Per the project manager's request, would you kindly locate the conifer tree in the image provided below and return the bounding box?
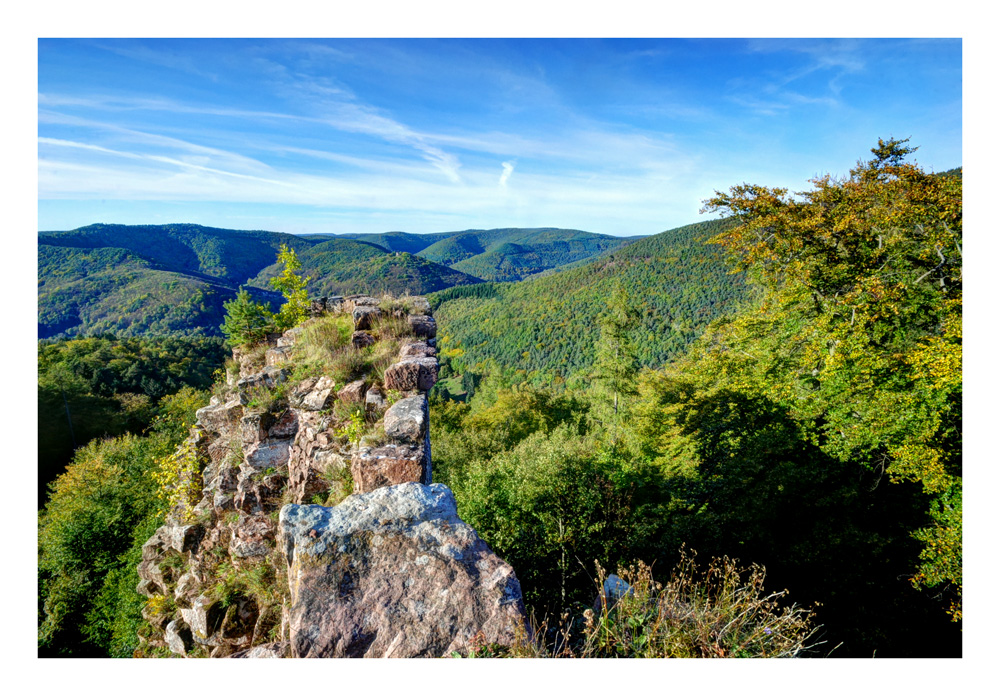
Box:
[593,285,639,434]
[220,288,273,347]
[270,244,311,331]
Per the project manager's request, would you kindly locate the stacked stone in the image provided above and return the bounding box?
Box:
[350,303,438,494]
[136,294,527,659]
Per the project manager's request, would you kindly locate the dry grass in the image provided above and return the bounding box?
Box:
[456,548,821,659]
[293,314,354,369]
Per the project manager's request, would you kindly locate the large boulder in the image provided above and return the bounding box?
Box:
[352,306,382,330]
[278,483,528,658]
[406,296,432,315]
[242,439,292,474]
[338,379,367,404]
[289,376,337,411]
[351,330,376,349]
[165,620,193,656]
[399,341,436,358]
[365,385,388,414]
[236,365,290,393]
[265,346,292,366]
[196,399,243,438]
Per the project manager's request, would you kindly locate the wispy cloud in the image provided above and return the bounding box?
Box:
[37,39,962,235]
[499,160,515,187]
[91,40,220,81]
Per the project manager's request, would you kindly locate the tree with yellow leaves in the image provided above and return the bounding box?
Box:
[700,138,962,619]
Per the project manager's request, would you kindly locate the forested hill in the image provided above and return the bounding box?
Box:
[429,217,746,383]
[248,237,483,297]
[332,231,452,254]
[37,224,481,339]
[324,227,642,282]
[416,228,641,282]
[40,223,311,287]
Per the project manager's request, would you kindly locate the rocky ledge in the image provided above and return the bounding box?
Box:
[135,294,527,658]
[280,483,527,657]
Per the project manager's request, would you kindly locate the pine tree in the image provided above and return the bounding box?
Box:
[270,244,311,332]
[220,288,273,347]
[592,285,639,434]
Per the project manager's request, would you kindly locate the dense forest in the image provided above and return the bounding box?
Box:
[36,140,961,658]
[38,224,632,339]
[248,237,483,297]
[428,140,962,656]
[37,335,228,505]
[428,217,747,391]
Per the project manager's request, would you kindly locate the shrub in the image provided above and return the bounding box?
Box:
[451,426,654,615]
[578,552,819,658]
[453,550,820,659]
[220,288,273,347]
[150,437,204,522]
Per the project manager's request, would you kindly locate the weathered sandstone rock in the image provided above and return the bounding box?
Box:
[383,395,428,444]
[181,595,225,645]
[165,620,193,655]
[227,642,289,658]
[407,314,437,338]
[351,443,429,493]
[277,325,306,348]
[399,341,436,358]
[278,483,528,658]
[265,346,292,366]
[352,305,382,330]
[229,514,277,558]
[338,379,367,404]
[196,399,243,438]
[407,296,432,315]
[383,357,438,392]
[237,365,290,396]
[365,385,388,413]
[242,439,291,473]
[351,330,376,349]
[291,376,336,411]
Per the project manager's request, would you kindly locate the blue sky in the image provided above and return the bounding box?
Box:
[38,38,962,236]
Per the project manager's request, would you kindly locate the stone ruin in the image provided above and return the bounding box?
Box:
[136,294,528,658]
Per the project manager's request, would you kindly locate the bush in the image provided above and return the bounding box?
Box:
[579,552,819,657]
[220,288,273,347]
[461,549,820,658]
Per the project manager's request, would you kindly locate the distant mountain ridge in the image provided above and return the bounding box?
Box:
[326,227,644,282]
[37,223,647,339]
[38,223,477,339]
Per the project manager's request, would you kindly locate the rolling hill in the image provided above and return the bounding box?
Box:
[40,223,311,286]
[248,237,483,297]
[37,223,485,339]
[37,223,652,340]
[415,228,641,282]
[428,218,748,381]
[38,244,282,339]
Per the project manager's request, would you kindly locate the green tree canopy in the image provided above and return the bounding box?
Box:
[700,138,962,619]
